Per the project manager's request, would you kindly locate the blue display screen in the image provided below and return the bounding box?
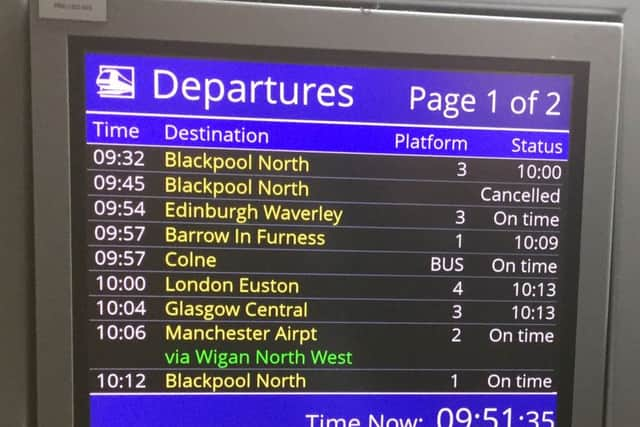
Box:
[70,38,588,427]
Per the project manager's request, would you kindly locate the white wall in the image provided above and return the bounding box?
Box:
[0,0,34,426]
[5,1,640,426]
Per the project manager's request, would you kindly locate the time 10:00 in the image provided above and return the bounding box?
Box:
[518,164,562,180]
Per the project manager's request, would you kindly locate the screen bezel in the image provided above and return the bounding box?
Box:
[31,1,622,426]
[68,37,589,427]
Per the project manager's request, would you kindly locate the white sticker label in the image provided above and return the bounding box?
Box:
[39,0,107,22]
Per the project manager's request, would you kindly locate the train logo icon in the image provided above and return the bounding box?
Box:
[96,65,136,99]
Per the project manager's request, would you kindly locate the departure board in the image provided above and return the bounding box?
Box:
[69,38,588,427]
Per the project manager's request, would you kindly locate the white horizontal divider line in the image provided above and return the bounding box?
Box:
[89,392,558,396]
[86,110,571,134]
[87,141,569,162]
[86,244,561,256]
[87,269,558,279]
[88,319,557,326]
[87,294,559,304]
[86,219,562,233]
[85,193,563,210]
[86,167,565,187]
[88,368,554,372]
